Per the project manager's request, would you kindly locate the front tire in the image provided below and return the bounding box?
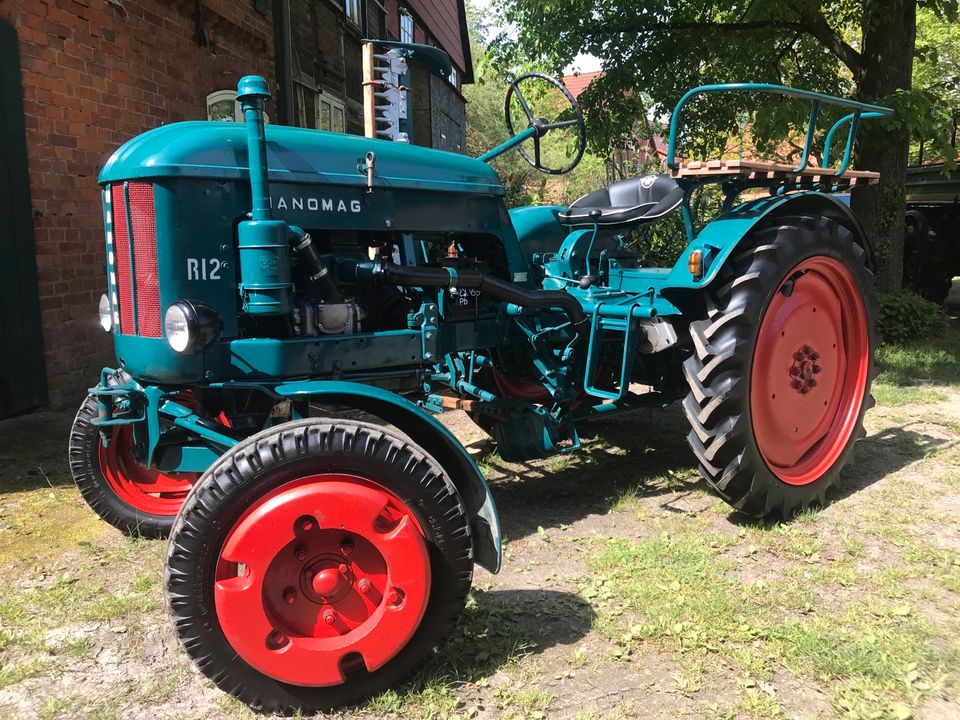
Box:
[682,216,877,517]
[68,394,197,538]
[165,418,474,713]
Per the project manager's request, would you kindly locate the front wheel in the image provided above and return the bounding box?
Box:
[69,394,197,538]
[682,216,877,517]
[165,418,474,713]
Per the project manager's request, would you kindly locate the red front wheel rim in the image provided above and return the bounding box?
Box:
[97,425,196,516]
[750,256,870,486]
[213,474,432,687]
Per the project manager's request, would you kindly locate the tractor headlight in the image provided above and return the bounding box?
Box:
[164,300,221,354]
[98,293,113,332]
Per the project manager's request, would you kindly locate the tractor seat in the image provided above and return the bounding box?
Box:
[558,174,683,228]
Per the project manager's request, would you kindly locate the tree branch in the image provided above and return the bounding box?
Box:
[787,4,863,77]
[580,19,805,34]
[579,11,862,78]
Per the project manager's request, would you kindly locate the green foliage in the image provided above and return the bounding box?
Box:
[463,3,607,207]
[909,7,960,165]
[876,290,950,345]
[490,0,959,165]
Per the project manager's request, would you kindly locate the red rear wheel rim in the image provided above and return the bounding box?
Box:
[213,474,431,687]
[97,425,196,516]
[750,256,870,486]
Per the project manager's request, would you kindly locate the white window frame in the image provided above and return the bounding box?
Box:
[449,66,458,87]
[207,89,270,124]
[206,90,241,122]
[399,8,413,43]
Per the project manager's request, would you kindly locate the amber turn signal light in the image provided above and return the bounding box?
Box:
[688,249,704,279]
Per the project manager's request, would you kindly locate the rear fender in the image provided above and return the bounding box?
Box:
[665,192,874,290]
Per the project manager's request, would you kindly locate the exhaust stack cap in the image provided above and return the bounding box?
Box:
[237,75,271,102]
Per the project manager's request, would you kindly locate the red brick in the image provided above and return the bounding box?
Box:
[10,0,278,407]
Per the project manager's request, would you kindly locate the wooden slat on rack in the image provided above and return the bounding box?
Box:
[670,159,879,186]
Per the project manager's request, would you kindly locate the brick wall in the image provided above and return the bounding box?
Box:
[0,0,276,408]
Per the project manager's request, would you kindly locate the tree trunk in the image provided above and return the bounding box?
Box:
[850,0,916,291]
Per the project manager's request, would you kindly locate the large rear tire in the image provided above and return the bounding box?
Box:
[165,418,474,713]
[682,216,877,517]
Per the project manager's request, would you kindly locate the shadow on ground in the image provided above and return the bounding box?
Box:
[0,409,76,494]
[402,588,595,694]
[480,405,955,539]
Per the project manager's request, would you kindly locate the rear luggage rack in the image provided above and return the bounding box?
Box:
[663,83,893,242]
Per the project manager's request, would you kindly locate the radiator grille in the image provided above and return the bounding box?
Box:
[109,182,160,337]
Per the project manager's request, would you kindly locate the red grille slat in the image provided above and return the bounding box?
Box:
[111,185,134,335]
[127,182,161,337]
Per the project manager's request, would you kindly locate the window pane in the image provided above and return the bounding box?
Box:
[209,100,236,122]
[400,12,413,43]
[320,100,331,131]
[347,0,360,23]
[333,107,345,133]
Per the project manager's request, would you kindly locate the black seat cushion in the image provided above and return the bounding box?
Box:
[558,174,684,228]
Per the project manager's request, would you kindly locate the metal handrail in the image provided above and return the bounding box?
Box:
[822,111,887,171]
[666,83,893,175]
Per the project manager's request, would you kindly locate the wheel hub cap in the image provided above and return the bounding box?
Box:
[750,256,870,485]
[789,345,822,394]
[213,475,431,687]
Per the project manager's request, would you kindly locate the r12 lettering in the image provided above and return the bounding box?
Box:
[187,258,222,281]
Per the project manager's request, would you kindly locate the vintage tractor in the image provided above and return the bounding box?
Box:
[69,46,891,711]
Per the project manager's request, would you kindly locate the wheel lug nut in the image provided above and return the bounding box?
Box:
[793,352,804,361]
[811,352,820,361]
[338,563,349,575]
[340,540,354,555]
[323,610,336,625]
[267,630,288,648]
[791,380,803,390]
[808,379,817,388]
[295,545,307,561]
[358,578,372,594]
[283,587,297,605]
[812,365,821,374]
[790,367,802,376]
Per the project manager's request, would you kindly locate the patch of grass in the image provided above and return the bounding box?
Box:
[734,687,784,718]
[493,679,552,719]
[0,487,105,566]
[0,552,163,663]
[38,693,78,720]
[876,331,960,387]
[871,381,945,407]
[0,659,50,689]
[840,532,866,558]
[583,530,957,718]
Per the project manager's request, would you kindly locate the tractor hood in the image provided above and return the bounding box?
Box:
[99,121,504,196]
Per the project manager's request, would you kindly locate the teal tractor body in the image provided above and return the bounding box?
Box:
[69,66,891,712]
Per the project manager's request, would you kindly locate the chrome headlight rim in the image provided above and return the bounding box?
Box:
[164,300,221,354]
[98,293,113,332]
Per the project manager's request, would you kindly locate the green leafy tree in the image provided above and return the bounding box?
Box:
[491,0,959,290]
[463,4,607,207]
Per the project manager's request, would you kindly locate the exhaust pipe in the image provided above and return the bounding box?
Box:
[341,259,588,337]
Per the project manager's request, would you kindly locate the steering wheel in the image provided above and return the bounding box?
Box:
[504,72,587,175]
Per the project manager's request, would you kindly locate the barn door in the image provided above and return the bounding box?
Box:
[0,19,47,417]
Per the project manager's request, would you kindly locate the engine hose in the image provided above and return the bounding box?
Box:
[342,259,588,338]
[290,231,344,304]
